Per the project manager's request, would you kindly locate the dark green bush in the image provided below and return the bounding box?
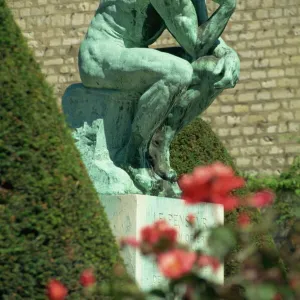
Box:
[170,118,236,175]
[0,1,123,298]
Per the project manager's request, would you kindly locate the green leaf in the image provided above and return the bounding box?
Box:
[208,226,236,258]
[245,284,277,300]
[292,207,300,218]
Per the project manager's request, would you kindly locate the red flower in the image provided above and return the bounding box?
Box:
[179,162,244,210]
[212,195,239,211]
[120,220,177,254]
[80,269,96,287]
[197,255,220,272]
[157,249,196,279]
[290,275,300,290]
[46,280,67,300]
[273,293,283,300]
[120,237,140,248]
[249,190,274,208]
[187,213,196,225]
[141,220,177,249]
[238,213,251,228]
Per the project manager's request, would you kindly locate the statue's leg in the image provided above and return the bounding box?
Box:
[79,40,193,192]
[118,78,190,193]
[149,56,225,181]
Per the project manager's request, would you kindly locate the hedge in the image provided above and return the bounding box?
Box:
[247,156,300,255]
[0,1,124,298]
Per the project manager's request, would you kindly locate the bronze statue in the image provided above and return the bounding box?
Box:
[76,0,240,195]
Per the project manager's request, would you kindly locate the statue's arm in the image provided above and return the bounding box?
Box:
[150,0,236,59]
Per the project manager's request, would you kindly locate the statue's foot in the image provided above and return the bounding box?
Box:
[149,143,178,182]
[114,143,165,194]
[160,181,182,198]
[156,165,177,182]
[123,165,163,195]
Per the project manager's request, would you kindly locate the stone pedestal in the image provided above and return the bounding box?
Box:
[101,194,224,291]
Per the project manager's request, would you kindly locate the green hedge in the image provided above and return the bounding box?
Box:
[170,118,284,278]
[170,118,236,175]
[247,156,300,224]
[0,1,123,298]
[247,156,300,252]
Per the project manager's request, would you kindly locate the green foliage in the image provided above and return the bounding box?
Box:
[247,156,300,226]
[170,118,283,278]
[247,156,300,194]
[246,156,300,259]
[0,1,123,298]
[244,284,277,300]
[208,227,237,259]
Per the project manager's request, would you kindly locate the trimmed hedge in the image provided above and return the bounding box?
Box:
[0,1,123,298]
[170,118,284,278]
[170,118,236,175]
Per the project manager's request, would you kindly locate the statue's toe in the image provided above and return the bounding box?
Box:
[126,166,163,195]
[166,169,178,182]
[156,167,178,183]
[160,181,182,198]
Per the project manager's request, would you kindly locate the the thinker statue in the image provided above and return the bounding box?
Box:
[77,0,240,194]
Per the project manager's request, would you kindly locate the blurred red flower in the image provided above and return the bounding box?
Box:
[290,274,300,290]
[273,293,283,300]
[178,162,244,210]
[141,219,177,249]
[249,190,274,208]
[120,237,140,248]
[187,213,196,225]
[197,255,220,272]
[238,213,251,228]
[80,269,96,287]
[157,249,196,279]
[46,280,67,300]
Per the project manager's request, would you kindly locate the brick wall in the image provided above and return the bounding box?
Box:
[7,0,300,175]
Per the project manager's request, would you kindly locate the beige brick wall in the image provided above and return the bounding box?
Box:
[7,0,300,175]
[7,0,99,95]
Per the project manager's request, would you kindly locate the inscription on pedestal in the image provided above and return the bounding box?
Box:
[154,212,207,245]
[100,194,224,290]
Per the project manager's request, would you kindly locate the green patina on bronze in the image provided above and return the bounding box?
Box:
[74,0,240,196]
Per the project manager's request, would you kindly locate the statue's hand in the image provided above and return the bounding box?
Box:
[213,50,240,89]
